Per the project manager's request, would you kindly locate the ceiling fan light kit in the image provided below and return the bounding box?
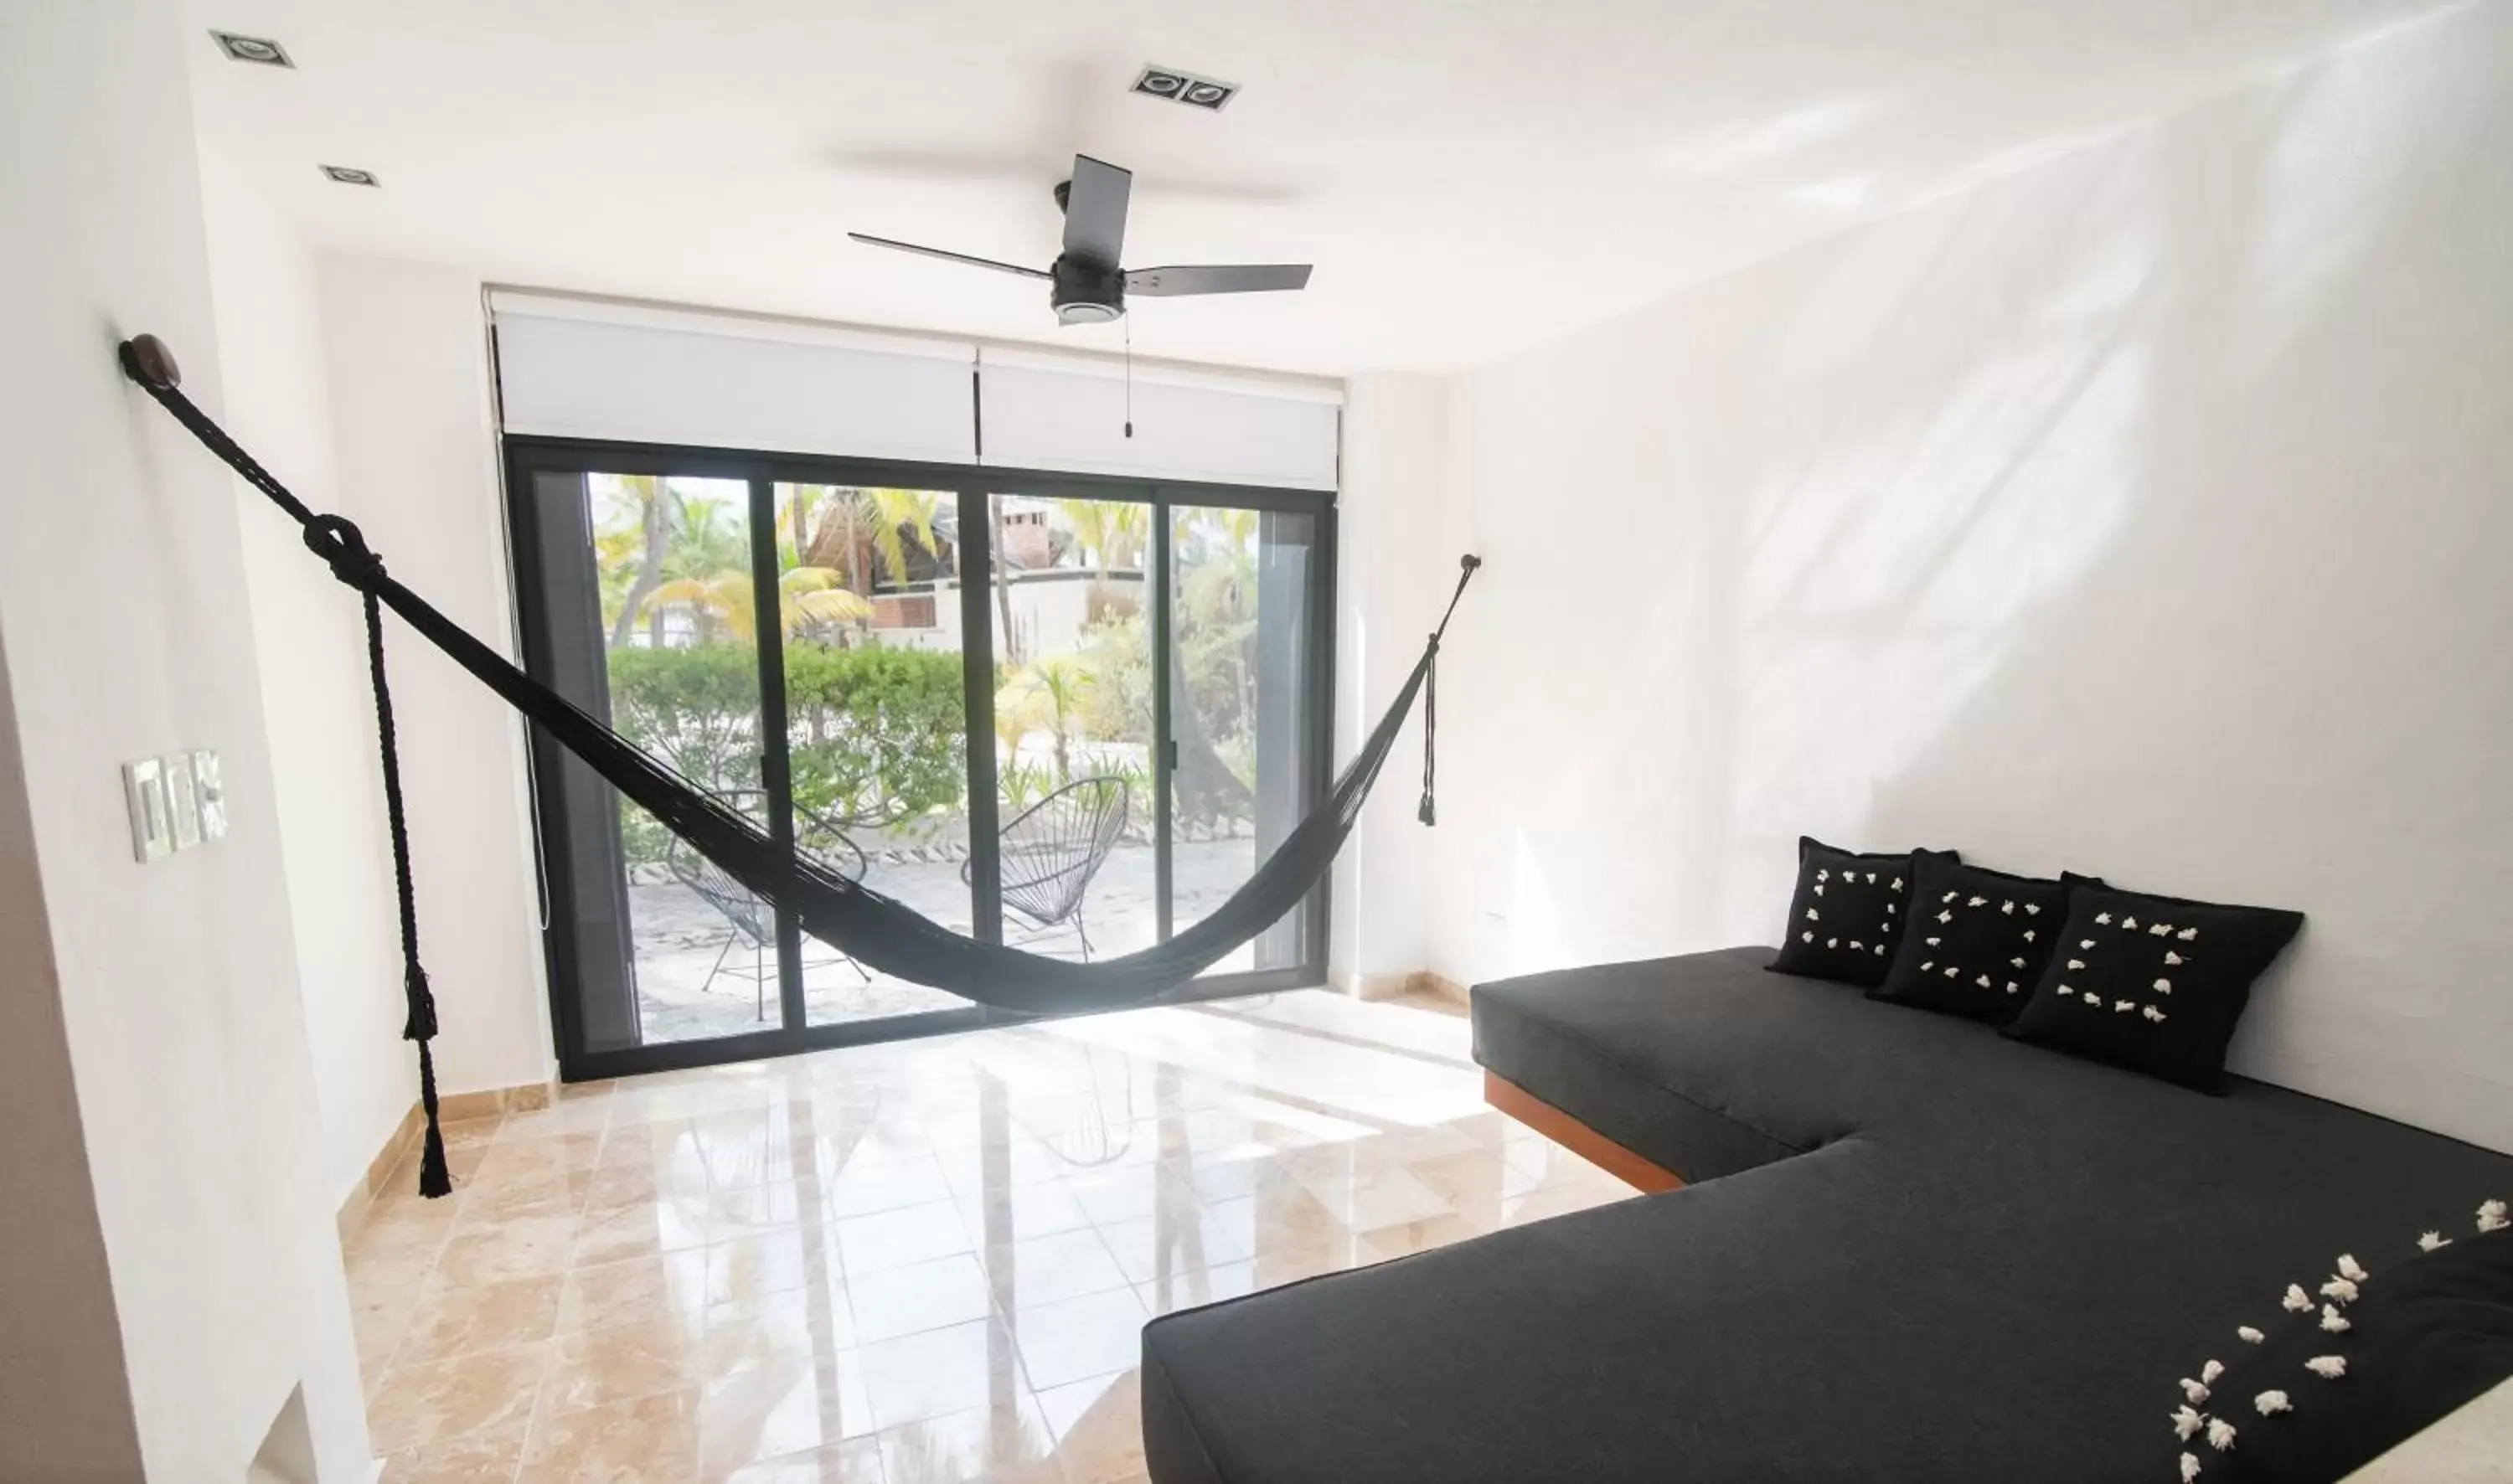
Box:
[1132,64,1238,111]
[849,152,1311,327]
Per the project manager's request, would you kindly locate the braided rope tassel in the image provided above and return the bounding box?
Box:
[360,581,451,1199]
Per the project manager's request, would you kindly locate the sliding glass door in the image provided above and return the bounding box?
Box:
[507,441,1334,1079]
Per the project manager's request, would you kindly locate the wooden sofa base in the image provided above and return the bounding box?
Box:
[1484,1069,1685,1193]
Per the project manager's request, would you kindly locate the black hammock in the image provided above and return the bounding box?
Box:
[117,334,1478,1197]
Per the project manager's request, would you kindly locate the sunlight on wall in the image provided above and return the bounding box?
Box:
[1786,175,1876,211]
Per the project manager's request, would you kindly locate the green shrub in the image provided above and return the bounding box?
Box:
[604,642,967,863]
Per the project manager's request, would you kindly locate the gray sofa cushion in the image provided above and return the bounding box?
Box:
[1140,948,2513,1484]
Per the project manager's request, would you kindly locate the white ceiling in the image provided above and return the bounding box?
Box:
[184,0,2453,376]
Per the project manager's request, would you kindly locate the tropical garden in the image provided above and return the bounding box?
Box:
[590,477,1271,868]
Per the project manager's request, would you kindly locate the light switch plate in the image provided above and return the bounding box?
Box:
[164,753,202,849]
[191,750,227,840]
[123,759,172,861]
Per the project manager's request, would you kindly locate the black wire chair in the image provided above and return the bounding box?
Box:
[963,775,1131,960]
[665,787,871,1019]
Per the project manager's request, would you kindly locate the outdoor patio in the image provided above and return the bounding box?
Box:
[628,838,1279,1043]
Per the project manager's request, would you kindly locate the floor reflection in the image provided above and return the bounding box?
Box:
[348,987,1634,1482]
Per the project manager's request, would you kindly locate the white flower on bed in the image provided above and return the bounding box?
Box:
[1865,872,1877,884]
[1945,966,1960,979]
[2178,927,2200,941]
[2172,1405,2203,1440]
[2254,1390,2290,1416]
[2201,1359,2224,1384]
[2207,1417,2237,1451]
[1926,936,1941,947]
[2067,959,2086,971]
[2320,1278,2358,1305]
[2336,1255,2366,1282]
[2116,999,2137,1013]
[1802,931,1814,943]
[1807,908,1820,921]
[1938,910,1953,925]
[1977,974,1993,989]
[2022,930,2036,942]
[2180,1378,2211,1404]
[2153,979,2174,994]
[1813,883,1825,897]
[2237,1326,2265,1345]
[2025,903,2041,915]
[2165,951,2185,966]
[2056,986,2072,997]
[1850,940,1864,952]
[2306,1356,2347,1380]
[2007,982,2020,995]
[1826,938,1839,949]
[1890,877,1902,891]
[2180,1452,2201,1482]
[2000,899,2015,914]
[2151,923,2175,937]
[2420,1231,2449,1253]
[2320,1306,2350,1333]
[2481,1199,2509,1234]
[1816,868,1829,882]
[2097,912,2113,925]
[2283,1285,2313,1313]
[2082,938,2098,950]
[1968,895,1987,907]
[2123,916,2140,931]
[2144,1007,2168,1023]
[2011,956,2028,969]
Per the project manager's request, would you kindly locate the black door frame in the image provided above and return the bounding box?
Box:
[503,435,1339,1081]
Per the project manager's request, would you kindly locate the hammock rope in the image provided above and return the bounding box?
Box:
[119,334,1477,1197]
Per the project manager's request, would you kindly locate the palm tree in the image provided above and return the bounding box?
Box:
[644,565,872,642]
[1056,498,1148,618]
[597,475,673,648]
[1006,654,1095,784]
[990,493,1022,667]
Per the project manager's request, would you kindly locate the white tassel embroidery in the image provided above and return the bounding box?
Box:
[2056,986,2072,998]
[1826,938,1839,949]
[2082,938,2098,950]
[1850,941,1864,952]
[1816,868,1829,882]
[2336,1255,2366,1282]
[2480,1199,2509,1234]
[1813,883,1825,897]
[2007,982,2020,995]
[2025,904,2041,915]
[1968,895,1988,907]
[2154,978,2174,994]
[2320,1279,2358,1305]
[2237,1326,2265,1345]
[2283,1285,2312,1313]
[2096,912,2113,925]
[1802,931,1814,943]
[1806,909,1820,921]
[2165,951,2185,966]
[1943,890,1958,904]
[2305,1356,2347,1380]
[2144,1006,2168,1023]
[2123,916,2140,931]
[1921,961,1933,972]
[2022,930,2036,942]
[1875,944,1886,955]
[2010,956,2027,968]
[2320,1306,2350,1334]
[2000,900,2015,915]
[2201,1359,2224,1384]
[1977,974,1994,989]
[2420,1231,2449,1253]
[2115,999,2137,1013]
[1938,910,1953,925]
[1890,877,1902,891]
[2180,1452,2201,1482]
[2172,1405,2203,1440]
[1864,872,1876,884]
[2180,1378,2211,1404]
[2178,927,2200,941]
[2206,1418,2237,1451]
[1944,966,1959,979]
[1886,902,1896,915]
[2151,923,2174,937]
[2254,1391,2290,1416]
[2067,959,2086,971]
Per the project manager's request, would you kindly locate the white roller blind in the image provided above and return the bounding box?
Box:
[489,293,1340,489]
[491,295,977,463]
[975,348,1340,490]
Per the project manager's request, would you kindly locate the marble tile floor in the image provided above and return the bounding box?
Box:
[348,987,1634,1482]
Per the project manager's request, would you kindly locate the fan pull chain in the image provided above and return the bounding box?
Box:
[1123,316,1134,440]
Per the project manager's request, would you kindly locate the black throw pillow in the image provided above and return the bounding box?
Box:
[1766,837,1958,987]
[2005,883,2302,1090]
[2165,1208,2513,1484]
[1869,859,2085,1021]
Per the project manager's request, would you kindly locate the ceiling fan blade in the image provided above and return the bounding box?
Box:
[847,233,1050,280]
[1124,264,1313,296]
[1060,155,1132,266]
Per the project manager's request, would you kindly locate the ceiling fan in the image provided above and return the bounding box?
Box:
[849,154,1312,327]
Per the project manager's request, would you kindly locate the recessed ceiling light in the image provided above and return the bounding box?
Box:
[1132,64,1236,111]
[319,165,380,188]
[210,30,293,67]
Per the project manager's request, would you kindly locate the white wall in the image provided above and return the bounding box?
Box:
[1422,1,2513,1151]
[0,0,371,1475]
[1331,376,1447,992]
[317,255,554,1098]
[197,149,414,1209]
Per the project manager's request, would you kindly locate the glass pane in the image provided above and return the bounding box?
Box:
[987,493,1156,961]
[1170,504,1319,974]
[590,473,785,1044]
[775,485,982,1025]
